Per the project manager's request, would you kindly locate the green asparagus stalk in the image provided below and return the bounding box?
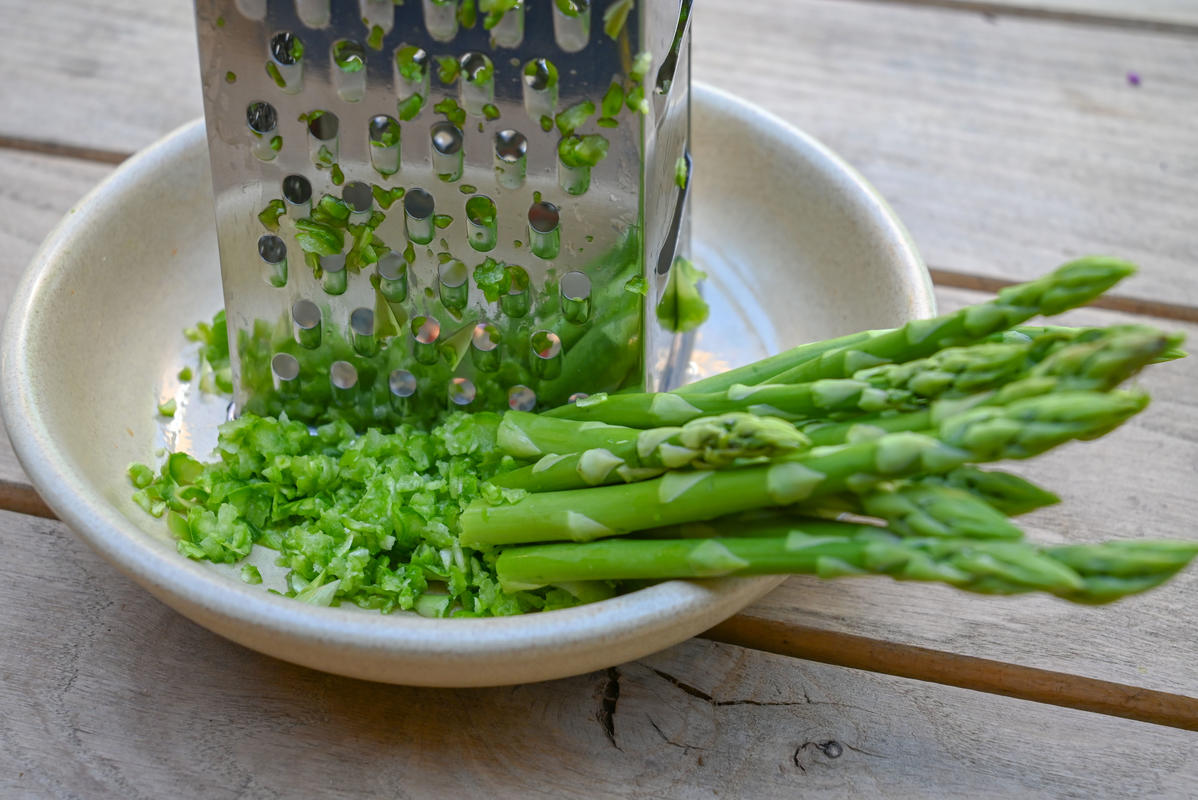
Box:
[460,390,1146,547]
[544,338,1055,427]
[673,330,878,396]
[671,259,1127,398]
[494,520,1198,604]
[994,325,1187,363]
[800,464,1063,522]
[912,467,1060,516]
[804,324,1174,446]
[492,412,809,492]
[804,482,1027,540]
[764,257,1136,386]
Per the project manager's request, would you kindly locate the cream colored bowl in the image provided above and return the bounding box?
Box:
[2,84,932,686]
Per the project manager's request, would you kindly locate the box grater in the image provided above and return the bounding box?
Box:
[194,0,693,427]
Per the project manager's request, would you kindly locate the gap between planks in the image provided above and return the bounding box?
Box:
[0,135,130,166]
[835,0,1198,35]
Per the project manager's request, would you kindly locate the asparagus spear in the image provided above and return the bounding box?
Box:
[493,412,809,492]
[804,324,1174,446]
[995,325,1187,363]
[494,520,1198,604]
[671,258,1136,399]
[912,467,1060,516]
[812,482,1027,540]
[765,257,1135,385]
[544,338,1052,427]
[460,390,1146,547]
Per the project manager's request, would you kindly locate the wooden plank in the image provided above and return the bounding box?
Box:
[0,0,200,156]
[725,287,1198,700]
[877,0,1198,31]
[695,0,1198,309]
[0,151,113,495]
[1,508,1196,799]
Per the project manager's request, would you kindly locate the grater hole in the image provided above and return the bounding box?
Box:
[369,114,401,146]
[308,111,339,141]
[422,0,459,42]
[438,259,468,288]
[507,385,537,412]
[295,0,331,27]
[459,52,495,116]
[495,129,527,162]
[332,39,367,73]
[522,58,559,120]
[522,58,557,93]
[431,122,463,155]
[449,377,476,406]
[552,0,591,53]
[560,271,592,324]
[396,45,429,77]
[246,101,278,134]
[500,264,532,318]
[430,122,464,182]
[293,298,322,349]
[350,307,375,336]
[236,0,267,21]
[330,361,358,390]
[282,174,312,205]
[342,181,373,213]
[271,353,300,382]
[439,259,469,313]
[412,315,440,345]
[460,52,493,83]
[471,323,500,352]
[293,299,321,329]
[404,187,435,220]
[471,323,501,372]
[377,251,408,301]
[258,234,286,264]
[270,31,304,65]
[528,201,560,233]
[494,130,528,189]
[350,307,377,355]
[389,369,417,398]
[560,270,590,301]
[465,195,498,252]
[531,330,562,360]
[531,330,563,379]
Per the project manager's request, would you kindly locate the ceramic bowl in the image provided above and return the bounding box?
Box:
[2,83,932,686]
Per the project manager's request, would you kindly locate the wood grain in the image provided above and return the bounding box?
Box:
[696,0,1198,308]
[870,0,1198,31]
[0,0,199,156]
[2,508,1197,799]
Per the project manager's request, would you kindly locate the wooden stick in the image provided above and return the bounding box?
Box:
[703,616,1198,731]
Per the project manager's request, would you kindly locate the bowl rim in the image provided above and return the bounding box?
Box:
[0,82,932,682]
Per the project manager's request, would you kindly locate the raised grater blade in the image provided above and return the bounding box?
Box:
[194,0,693,426]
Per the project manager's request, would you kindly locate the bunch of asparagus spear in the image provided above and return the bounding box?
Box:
[459,257,1197,603]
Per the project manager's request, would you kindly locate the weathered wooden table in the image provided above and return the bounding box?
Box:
[2,1,1195,796]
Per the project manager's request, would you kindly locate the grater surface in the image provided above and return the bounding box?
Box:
[194,0,692,426]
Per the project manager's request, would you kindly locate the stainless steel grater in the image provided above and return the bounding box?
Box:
[194,0,693,427]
